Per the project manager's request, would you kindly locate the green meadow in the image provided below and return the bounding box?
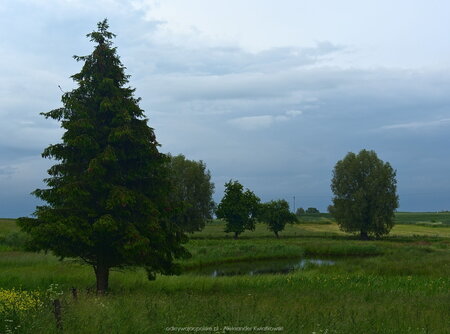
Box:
[0,215,449,333]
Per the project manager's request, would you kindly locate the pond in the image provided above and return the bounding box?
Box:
[185,257,335,277]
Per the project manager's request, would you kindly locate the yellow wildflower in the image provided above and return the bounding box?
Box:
[0,288,43,314]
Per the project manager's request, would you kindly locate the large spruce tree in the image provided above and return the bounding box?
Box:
[18,20,188,293]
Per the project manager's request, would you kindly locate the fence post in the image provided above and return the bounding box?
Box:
[53,298,63,330]
[71,287,78,300]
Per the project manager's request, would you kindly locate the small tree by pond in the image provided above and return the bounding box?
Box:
[260,200,297,238]
[216,180,260,239]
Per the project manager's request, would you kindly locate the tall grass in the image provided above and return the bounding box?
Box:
[7,273,450,333]
[0,218,449,333]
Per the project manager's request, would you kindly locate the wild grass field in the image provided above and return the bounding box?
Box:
[0,215,449,333]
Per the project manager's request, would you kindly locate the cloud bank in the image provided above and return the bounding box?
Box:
[1,1,450,217]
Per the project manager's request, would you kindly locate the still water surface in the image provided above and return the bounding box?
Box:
[186,257,335,277]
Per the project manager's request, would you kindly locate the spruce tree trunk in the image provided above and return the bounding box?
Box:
[274,231,279,238]
[234,232,239,239]
[95,263,110,294]
[360,231,369,240]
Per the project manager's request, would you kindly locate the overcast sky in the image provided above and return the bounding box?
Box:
[2,0,450,217]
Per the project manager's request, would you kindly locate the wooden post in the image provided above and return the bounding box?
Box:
[71,287,78,300]
[53,299,63,330]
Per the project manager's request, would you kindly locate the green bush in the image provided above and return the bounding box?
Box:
[0,232,28,250]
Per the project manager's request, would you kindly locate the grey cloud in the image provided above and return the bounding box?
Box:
[228,115,274,130]
[0,121,62,153]
[139,68,350,105]
[380,118,450,130]
[128,40,345,76]
[0,166,16,178]
[228,110,303,130]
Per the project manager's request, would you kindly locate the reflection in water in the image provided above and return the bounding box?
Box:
[187,258,335,277]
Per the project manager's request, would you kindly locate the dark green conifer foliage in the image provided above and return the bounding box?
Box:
[18,20,188,293]
[216,180,260,239]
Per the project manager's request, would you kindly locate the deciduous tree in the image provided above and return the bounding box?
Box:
[260,200,297,238]
[167,154,215,233]
[306,207,320,214]
[295,207,305,216]
[216,180,260,239]
[330,149,398,239]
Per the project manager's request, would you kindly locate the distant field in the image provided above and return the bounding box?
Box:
[296,213,334,223]
[297,211,450,227]
[0,218,18,233]
[298,222,450,238]
[394,211,450,226]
